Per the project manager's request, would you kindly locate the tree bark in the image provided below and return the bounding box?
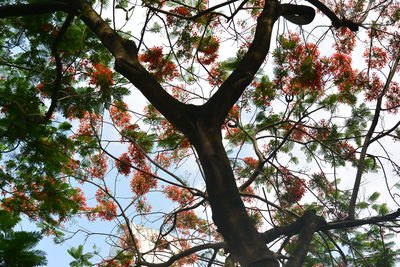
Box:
[72,1,281,265]
[186,118,279,267]
[285,211,325,267]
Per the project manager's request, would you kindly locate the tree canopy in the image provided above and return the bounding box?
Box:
[1,0,400,266]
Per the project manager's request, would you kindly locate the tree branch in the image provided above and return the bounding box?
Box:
[285,211,325,267]
[0,1,75,18]
[322,208,400,231]
[137,242,225,267]
[348,55,400,219]
[41,13,76,122]
[305,0,359,31]
[261,209,400,245]
[203,0,280,125]
[76,0,193,132]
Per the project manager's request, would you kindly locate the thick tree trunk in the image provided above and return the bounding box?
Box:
[186,119,279,267]
[75,2,279,264]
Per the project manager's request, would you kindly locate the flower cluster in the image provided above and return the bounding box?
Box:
[328,53,358,92]
[76,112,103,136]
[175,210,207,232]
[138,47,179,82]
[334,27,356,54]
[273,33,325,95]
[88,63,114,89]
[385,81,400,113]
[196,36,219,65]
[251,77,276,107]
[364,73,384,101]
[207,64,227,86]
[130,167,157,196]
[243,157,258,168]
[109,101,131,129]
[88,153,108,179]
[280,168,306,206]
[115,153,132,176]
[309,120,331,141]
[163,185,194,205]
[309,173,334,196]
[135,197,152,213]
[93,189,117,221]
[283,122,307,141]
[334,140,356,161]
[363,46,388,69]
[166,6,191,26]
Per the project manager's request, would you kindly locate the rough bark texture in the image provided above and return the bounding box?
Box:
[75,1,285,263]
[285,211,325,267]
[76,0,282,263]
[186,119,280,267]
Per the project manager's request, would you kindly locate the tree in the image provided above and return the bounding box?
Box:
[0,210,47,267]
[0,0,400,266]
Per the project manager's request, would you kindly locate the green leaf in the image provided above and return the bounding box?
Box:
[368,192,380,202]
[68,244,93,266]
[378,203,389,215]
[357,201,369,209]
[149,22,161,33]
[290,155,299,164]
[58,121,73,131]
[0,212,47,267]
[0,210,20,232]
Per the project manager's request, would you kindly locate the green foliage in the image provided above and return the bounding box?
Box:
[321,94,339,110]
[0,211,47,267]
[251,75,276,107]
[225,124,253,146]
[345,103,372,145]
[255,113,281,131]
[220,50,244,71]
[368,191,380,202]
[68,245,94,267]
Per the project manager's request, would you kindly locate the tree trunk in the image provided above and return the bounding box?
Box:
[186,118,279,267]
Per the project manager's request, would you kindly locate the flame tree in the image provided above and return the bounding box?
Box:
[1,0,400,266]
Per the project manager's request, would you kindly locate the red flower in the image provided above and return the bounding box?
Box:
[280,168,306,206]
[138,47,179,81]
[283,123,307,141]
[130,166,157,196]
[243,157,258,168]
[334,27,356,54]
[207,64,227,86]
[196,36,220,65]
[88,63,114,89]
[115,153,132,176]
[167,6,191,26]
[76,112,103,136]
[94,189,117,221]
[109,101,131,129]
[363,47,388,69]
[88,153,108,179]
[164,185,194,205]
